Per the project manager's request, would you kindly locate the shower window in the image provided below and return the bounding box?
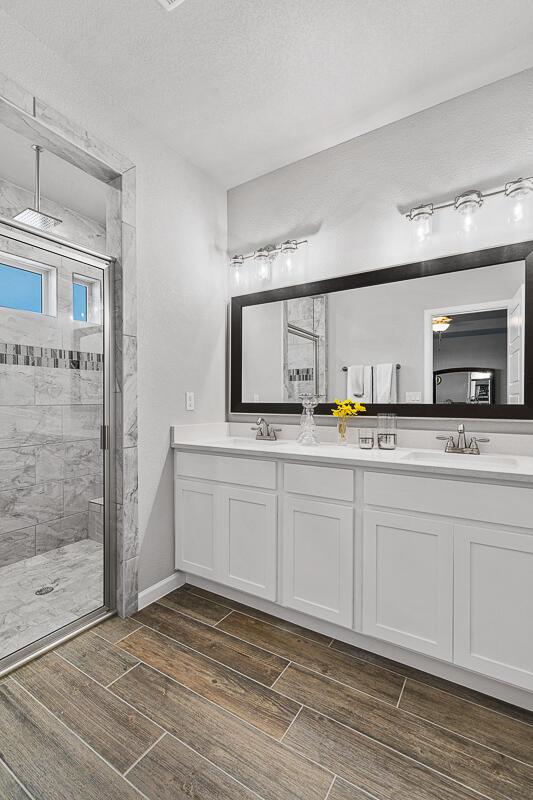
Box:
[73,281,88,321]
[0,253,56,316]
[73,273,102,324]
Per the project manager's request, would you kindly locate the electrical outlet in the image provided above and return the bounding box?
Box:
[185,391,195,411]
[253,393,260,402]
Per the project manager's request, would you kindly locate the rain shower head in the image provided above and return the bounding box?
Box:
[13,145,62,232]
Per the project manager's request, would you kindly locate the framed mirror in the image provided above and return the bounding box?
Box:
[230,241,533,418]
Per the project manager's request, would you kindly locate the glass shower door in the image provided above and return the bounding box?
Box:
[0,230,111,670]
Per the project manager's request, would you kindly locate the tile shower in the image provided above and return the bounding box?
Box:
[0,233,105,658]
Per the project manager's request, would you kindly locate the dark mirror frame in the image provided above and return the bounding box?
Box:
[230,241,533,419]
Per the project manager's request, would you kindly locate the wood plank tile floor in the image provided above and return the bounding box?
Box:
[1,584,532,799]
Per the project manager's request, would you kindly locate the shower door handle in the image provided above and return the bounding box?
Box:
[100,424,110,451]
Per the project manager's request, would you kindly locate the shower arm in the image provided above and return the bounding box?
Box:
[33,145,42,212]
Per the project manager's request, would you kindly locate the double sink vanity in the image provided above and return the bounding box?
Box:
[172,422,533,705]
[173,239,533,709]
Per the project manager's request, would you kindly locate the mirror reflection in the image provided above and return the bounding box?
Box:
[241,260,525,405]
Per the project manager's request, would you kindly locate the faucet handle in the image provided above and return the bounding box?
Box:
[436,434,453,441]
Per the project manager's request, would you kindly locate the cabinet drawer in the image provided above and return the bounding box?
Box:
[364,472,533,529]
[176,451,276,490]
[284,462,354,501]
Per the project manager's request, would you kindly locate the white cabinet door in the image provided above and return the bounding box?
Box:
[219,486,277,601]
[175,479,219,579]
[363,510,453,659]
[282,497,353,627]
[454,524,533,690]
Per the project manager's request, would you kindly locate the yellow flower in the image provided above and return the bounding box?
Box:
[330,399,367,418]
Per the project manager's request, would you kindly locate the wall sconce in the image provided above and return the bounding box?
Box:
[229,238,308,290]
[406,175,533,241]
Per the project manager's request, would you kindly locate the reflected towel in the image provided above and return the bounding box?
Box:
[347,365,373,403]
[375,363,397,403]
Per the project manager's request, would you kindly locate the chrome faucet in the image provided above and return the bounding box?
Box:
[436,423,490,455]
[251,417,281,441]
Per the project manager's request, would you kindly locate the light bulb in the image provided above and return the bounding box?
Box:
[408,204,433,243]
[455,190,482,235]
[505,178,533,226]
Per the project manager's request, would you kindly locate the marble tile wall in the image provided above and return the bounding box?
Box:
[0,234,103,568]
[283,295,328,401]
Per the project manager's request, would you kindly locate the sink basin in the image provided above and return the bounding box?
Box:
[400,450,519,468]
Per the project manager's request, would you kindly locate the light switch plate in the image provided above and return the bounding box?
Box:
[185,391,195,410]
[405,391,422,403]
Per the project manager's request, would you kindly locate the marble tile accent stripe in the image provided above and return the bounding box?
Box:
[0,343,103,371]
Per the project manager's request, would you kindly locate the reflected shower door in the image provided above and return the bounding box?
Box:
[0,230,112,670]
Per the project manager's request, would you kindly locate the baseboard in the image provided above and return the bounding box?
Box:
[138,571,185,610]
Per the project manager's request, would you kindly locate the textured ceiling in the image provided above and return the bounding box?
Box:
[2,0,533,188]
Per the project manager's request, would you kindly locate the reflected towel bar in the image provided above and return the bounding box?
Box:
[342,364,401,371]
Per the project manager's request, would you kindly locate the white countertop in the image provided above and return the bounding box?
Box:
[171,424,533,484]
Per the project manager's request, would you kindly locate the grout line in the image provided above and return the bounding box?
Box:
[396,677,407,708]
[213,609,235,626]
[0,754,37,800]
[279,704,304,743]
[323,775,336,800]
[333,777,381,800]
[106,662,138,689]
[123,731,166,777]
[269,660,293,689]
[10,677,151,800]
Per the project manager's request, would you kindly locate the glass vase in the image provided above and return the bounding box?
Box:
[337,416,348,445]
[297,394,320,446]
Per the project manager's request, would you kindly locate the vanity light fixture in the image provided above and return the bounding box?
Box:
[228,238,308,287]
[406,174,533,240]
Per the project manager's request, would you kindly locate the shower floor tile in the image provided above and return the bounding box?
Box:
[0,539,103,660]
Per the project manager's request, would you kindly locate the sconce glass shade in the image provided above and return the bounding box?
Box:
[230,254,248,293]
[254,246,276,284]
[432,315,452,333]
[408,204,433,242]
[505,178,533,224]
[455,190,483,233]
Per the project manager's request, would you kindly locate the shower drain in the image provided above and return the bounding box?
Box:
[35,586,54,596]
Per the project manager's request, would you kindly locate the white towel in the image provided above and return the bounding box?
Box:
[375,363,397,403]
[347,365,373,403]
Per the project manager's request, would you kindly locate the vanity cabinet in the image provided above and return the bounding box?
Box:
[219,486,277,600]
[175,479,219,580]
[454,524,533,691]
[362,510,453,660]
[174,442,533,698]
[282,497,354,626]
